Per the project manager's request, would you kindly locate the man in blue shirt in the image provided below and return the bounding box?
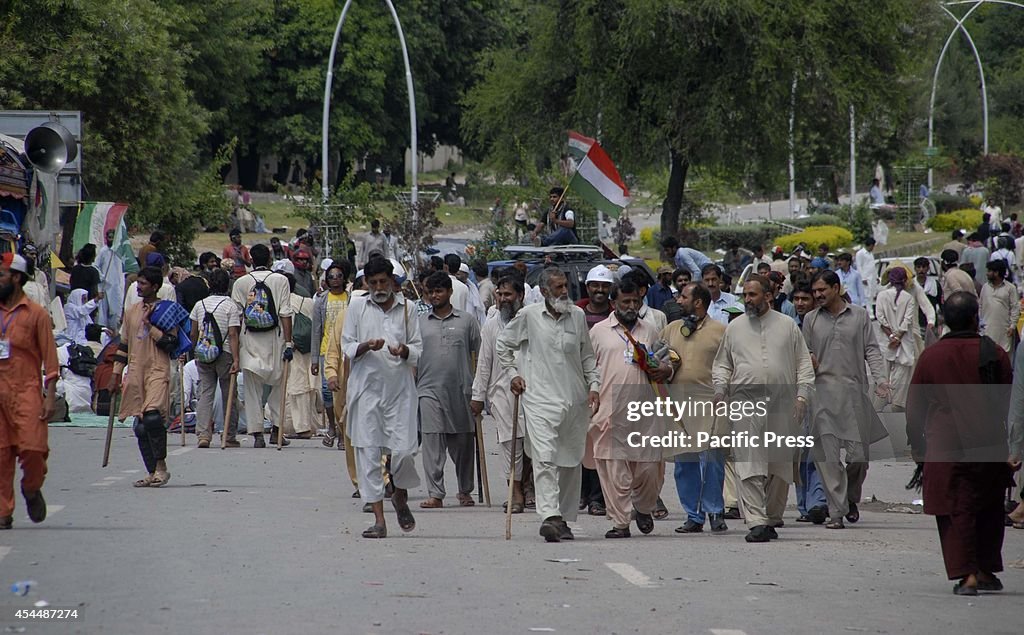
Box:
[660,236,712,280]
[835,253,864,307]
[646,265,675,311]
[701,264,737,325]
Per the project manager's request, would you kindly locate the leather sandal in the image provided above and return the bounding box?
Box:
[457,494,475,507]
[392,489,416,532]
[362,524,387,539]
[133,475,157,488]
[150,471,171,488]
[605,526,631,539]
[652,497,669,520]
[419,497,443,509]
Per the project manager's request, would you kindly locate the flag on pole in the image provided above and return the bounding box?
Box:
[566,131,630,217]
[72,202,129,253]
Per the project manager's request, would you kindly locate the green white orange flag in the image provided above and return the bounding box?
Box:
[566,131,630,217]
[72,202,129,253]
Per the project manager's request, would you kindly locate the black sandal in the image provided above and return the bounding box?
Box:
[362,524,387,539]
[392,490,416,532]
[634,510,655,534]
[652,497,669,520]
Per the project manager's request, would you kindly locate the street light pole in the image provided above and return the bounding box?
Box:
[321,0,419,222]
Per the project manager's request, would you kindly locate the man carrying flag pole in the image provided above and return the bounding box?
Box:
[532,132,631,246]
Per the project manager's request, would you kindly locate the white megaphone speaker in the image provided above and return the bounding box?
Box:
[24,122,77,174]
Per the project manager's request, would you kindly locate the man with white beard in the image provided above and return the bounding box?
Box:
[472,276,527,513]
[343,258,423,538]
[497,267,601,542]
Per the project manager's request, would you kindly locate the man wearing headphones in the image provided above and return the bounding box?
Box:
[661,282,728,533]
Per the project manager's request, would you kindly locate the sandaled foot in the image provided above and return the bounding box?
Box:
[605,526,631,539]
[845,502,860,523]
[826,520,845,529]
[0,515,12,530]
[634,510,655,535]
[392,490,416,532]
[652,497,669,520]
[23,490,45,524]
[150,471,170,488]
[977,574,1003,592]
[361,524,387,539]
[539,519,561,543]
[457,494,475,507]
[588,502,606,516]
[133,475,157,488]
[352,490,361,499]
[322,434,336,448]
[419,497,443,509]
[197,438,211,448]
[953,580,978,596]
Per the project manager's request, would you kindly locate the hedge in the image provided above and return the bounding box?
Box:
[929,193,973,214]
[774,226,854,253]
[789,214,844,228]
[927,209,983,233]
[701,224,786,250]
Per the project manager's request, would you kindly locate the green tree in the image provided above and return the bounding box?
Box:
[464,0,937,235]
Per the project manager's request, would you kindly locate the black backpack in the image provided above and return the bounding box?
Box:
[243,273,279,332]
[292,297,313,355]
[66,343,98,377]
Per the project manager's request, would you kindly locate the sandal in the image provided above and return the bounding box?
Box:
[1014,521,1024,530]
[133,475,156,488]
[826,520,845,529]
[361,524,387,539]
[392,490,416,532]
[419,497,443,509]
[457,494,475,507]
[501,501,525,514]
[652,497,669,520]
[150,472,171,488]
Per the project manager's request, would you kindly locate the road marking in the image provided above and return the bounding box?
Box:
[47,505,65,516]
[103,476,123,481]
[0,546,10,563]
[90,481,114,487]
[169,447,194,456]
[605,562,661,588]
[121,469,140,474]
[710,630,748,635]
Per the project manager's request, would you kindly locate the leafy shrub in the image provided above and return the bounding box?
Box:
[702,224,786,250]
[969,194,983,209]
[930,193,973,214]
[639,226,656,247]
[963,153,1024,205]
[775,226,854,253]
[927,209,983,233]
[789,214,843,228]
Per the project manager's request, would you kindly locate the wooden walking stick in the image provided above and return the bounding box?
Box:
[221,372,237,450]
[277,359,290,451]
[102,392,121,468]
[475,412,492,507]
[179,359,187,446]
[505,394,520,540]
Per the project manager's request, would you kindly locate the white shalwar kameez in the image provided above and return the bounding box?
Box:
[343,294,423,502]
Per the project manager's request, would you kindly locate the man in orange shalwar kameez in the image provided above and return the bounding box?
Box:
[0,253,58,529]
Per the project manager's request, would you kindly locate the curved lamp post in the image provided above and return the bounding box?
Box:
[321,0,419,217]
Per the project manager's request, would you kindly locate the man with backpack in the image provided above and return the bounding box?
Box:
[280,272,319,439]
[189,268,241,448]
[230,244,294,448]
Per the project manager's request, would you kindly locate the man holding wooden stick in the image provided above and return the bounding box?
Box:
[497,267,601,543]
[472,275,526,513]
[109,267,182,488]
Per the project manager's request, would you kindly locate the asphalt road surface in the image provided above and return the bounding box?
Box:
[1,423,1020,635]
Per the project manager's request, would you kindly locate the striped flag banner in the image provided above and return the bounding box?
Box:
[72,202,129,253]
[566,131,630,218]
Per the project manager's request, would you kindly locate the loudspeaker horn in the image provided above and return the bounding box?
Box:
[24,122,77,174]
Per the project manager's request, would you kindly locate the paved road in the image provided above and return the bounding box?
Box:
[1,425,1020,635]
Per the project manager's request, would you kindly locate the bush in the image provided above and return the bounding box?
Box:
[930,193,973,214]
[963,153,1024,205]
[789,214,844,228]
[701,224,786,250]
[927,209,983,233]
[639,226,656,247]
[774,226,854,253]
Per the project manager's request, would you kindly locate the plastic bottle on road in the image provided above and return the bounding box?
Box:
[10,581,35,596]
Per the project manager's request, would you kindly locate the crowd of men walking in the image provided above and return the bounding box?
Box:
[1,223,1022,597]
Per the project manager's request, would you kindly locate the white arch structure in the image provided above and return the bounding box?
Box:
[928,0,1024,187]
[321,0,419,211]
